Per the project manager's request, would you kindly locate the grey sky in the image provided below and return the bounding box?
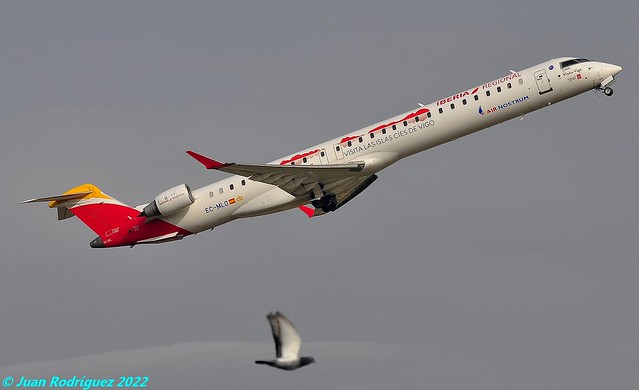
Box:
[1,1,638,389]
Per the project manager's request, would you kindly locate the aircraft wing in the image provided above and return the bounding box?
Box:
[187,150,366,198]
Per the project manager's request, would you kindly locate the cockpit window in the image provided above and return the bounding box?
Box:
[560,58,591,68]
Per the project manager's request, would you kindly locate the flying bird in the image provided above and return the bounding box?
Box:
[255,311,315,371]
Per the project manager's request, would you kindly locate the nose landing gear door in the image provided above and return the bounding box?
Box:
[534,69,553,95]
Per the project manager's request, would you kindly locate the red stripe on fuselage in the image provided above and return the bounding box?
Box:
[280,149,320,165]
[339,108,430,144]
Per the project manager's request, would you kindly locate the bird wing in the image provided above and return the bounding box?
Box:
[267,312,283,358]
[273,311,302,361]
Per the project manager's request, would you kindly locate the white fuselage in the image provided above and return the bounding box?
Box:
[164,57,621,234]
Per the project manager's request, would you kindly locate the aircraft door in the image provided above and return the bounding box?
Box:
[534,69,553,95]
[333,144,344,160]
[319,148,329,164]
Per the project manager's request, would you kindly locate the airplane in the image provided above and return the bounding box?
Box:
[23,57,622,248]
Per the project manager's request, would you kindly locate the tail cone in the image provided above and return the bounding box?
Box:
[90,237,105,248]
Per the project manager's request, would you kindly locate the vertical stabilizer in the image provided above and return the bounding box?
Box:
[23,183,139,237]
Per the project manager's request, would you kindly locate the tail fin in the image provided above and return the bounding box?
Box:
[22,184,139,237]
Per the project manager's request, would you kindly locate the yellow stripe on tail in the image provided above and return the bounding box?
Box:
[47,183,112,208]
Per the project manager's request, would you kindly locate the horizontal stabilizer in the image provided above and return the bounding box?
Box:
[22,184,114,209]
[21,192,92,204]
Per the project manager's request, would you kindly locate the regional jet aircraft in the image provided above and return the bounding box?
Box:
[23,57,622,248]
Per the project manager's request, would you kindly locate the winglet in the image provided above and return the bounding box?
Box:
[186,151,229,169]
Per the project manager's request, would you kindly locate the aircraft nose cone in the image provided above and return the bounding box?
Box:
[90,236,105,248]
[611,65,623,76]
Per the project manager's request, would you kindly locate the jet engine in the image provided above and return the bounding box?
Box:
[139,184,195,218]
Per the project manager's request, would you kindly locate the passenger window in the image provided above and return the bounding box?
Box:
[303,157,307,163]
[370,133,375,138]
[427,112,432,118]
[518,79,523,85]
[507,82,512,89]
[403,121,407,126]
[209,191,214,198]
[358,137,363,143]
[382,129,386,134]
[230,184,234,190]
[392,125,396,130]
[462,99,467,105]
[450,103,455,109]
[219,188,223,194]
[347,141,352,147]
[497,86,501,93]
[474,95,479,101]
[336,146,341,151]
[241,180,246,186]
[320,151,325,157]
[438,107,443,114]
[415,116,420,122]
[486,90,491,97]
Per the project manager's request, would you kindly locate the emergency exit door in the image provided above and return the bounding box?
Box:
[534,69,553,95]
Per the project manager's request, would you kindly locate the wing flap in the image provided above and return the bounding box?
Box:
[186,150,366,198]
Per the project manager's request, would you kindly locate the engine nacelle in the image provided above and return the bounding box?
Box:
[140,184,195,218]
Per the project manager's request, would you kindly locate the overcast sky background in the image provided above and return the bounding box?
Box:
[1,1,638,389]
